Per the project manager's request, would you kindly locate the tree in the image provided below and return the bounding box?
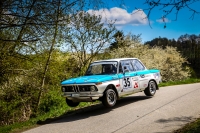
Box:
[1,0,129,126]
[145,37,172,48]
[63,11,116,75]
[109,36,190,82]
[109,31,124,50]
[146,34,200,77]
[141,0,200,28]
[35,0,62,113]
[177,34,200,77]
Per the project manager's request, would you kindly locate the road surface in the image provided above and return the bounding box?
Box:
[24,83,200,133]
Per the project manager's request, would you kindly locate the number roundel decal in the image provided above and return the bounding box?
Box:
[123,77,132,89]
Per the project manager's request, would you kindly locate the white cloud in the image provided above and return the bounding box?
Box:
[87,7,148,27]
[156,18,171,23]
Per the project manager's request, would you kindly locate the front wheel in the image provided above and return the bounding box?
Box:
[66,98,80,107]
[144,81,157,96]
[102,89,117,107]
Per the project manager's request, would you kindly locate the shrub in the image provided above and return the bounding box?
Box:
[0,76,36,125]
[108,45,190,82]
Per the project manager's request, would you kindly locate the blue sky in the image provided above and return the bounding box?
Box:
[87,0,200,43]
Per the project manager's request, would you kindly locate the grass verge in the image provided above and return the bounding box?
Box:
[159,78,200,87]
[0,102,99,133]
[173,118,200,133]
[0,78,200,133]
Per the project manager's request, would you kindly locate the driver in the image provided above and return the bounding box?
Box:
[105,64,117,74]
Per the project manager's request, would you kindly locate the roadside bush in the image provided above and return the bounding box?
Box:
[109,45,190,82]
[38,87,66,114]
[0,51,81,126]
[0,76,37,125]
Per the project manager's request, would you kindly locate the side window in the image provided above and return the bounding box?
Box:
[132,59,145,71]
[120,60,134,72]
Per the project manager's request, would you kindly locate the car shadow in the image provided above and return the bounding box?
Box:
[37,95,152,125]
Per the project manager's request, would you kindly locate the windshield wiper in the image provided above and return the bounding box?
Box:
[85,73,93,76]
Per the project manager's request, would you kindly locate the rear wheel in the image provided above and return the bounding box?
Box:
[66,98,80,107]
[144,81,157,96]
[102,89,117,107]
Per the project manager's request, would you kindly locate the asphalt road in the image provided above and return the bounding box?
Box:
[24,83,200,133]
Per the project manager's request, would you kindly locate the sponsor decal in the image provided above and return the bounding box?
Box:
[123,77,132,89]
[116,84,120,87]
[144,84,147,88]
[153,73,159,79]
[134,82,138,88]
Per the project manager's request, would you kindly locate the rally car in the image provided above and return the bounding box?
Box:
[61,58,161,107]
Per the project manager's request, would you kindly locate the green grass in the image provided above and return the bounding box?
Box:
[174,118,200,133]
[0,107,68,133]
[0,78,200,133]
[159,78,200,87]
[0,102,99,133]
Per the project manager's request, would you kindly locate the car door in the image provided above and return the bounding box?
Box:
[118,60,140,94]
[131,59,149,90]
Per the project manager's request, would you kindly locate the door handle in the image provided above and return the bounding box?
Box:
[140,74,145,78]
[135,73,138,76]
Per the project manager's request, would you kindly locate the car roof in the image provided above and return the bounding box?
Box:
[93,58,138,63]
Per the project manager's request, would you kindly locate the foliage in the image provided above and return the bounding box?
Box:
[0,100,100,133]
[62,11,116,75]
[0,0,118,126]
[145,35,200,77]
[108,35,191,82]
[174,117,200,133]
[159,78,200,87]
[0,49,82,126]
[109,31,124,50]
[109,31,142,50]
[0,74,38,125]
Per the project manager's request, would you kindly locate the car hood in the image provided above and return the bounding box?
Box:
[61,75,119,85]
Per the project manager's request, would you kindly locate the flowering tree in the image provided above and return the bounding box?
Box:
[109,34,190,82]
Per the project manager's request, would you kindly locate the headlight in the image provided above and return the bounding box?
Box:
[61,87,65,92]
[90,86,96,91]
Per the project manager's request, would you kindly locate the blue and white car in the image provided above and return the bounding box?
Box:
[61,58,161,107]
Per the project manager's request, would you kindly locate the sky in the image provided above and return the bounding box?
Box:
[87,0,200,43]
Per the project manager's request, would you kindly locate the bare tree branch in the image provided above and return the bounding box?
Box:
[141,0,200,28]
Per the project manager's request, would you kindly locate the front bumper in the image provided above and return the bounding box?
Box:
[62,92,103,102]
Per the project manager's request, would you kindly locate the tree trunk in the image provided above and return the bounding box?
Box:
[35,0,60,114]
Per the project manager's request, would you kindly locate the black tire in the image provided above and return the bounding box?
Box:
[102,89,117,107]
[144,80,157,96]
[66,98,80,107]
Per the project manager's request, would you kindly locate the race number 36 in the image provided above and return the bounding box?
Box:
[123,77,132,89]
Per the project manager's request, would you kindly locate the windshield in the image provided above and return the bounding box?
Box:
[85,61,118,75]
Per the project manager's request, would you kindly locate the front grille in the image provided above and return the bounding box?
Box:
[63,86,75,92]
[62,85,97,92]
[78,85,91,91]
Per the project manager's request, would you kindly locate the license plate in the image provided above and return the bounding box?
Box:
[71,94,80,97]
